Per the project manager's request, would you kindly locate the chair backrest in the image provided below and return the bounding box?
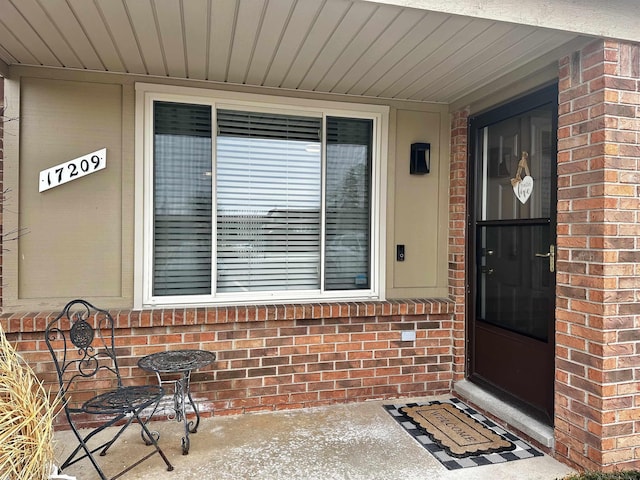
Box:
[45,299,122,409]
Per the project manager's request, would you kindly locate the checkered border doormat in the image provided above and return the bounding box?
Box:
[384,398,543,470]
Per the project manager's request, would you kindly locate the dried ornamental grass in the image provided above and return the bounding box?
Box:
[0,325,58,480]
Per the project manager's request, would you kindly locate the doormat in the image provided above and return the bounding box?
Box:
[384,398,543,470]
[402,402,514,456]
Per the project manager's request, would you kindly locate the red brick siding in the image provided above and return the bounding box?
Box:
[556,39,640,471]
[2,299,455,429]
[449,108,470,380]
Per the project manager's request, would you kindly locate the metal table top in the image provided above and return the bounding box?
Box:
[138,349,217,374]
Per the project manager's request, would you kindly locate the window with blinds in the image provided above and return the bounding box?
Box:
[150,100,375,301]
[325,117,372,290]
[153,102,212,296]
[216,110,322,292]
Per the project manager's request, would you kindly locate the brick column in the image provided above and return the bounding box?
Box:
[449,108,470,380]
[556,39,640,471]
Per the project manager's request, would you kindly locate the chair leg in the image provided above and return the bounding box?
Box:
[63,422,110,480]
[99,415,137,456]
[63,411,173,479]
[79,442,109,480]
[141,427,160,446]
[136,414,174,472]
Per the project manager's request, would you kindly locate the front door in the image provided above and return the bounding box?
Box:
[468,85,557,424]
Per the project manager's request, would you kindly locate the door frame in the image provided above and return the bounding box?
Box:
[465,83,558,422]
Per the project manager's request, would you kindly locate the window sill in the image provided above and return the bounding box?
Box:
[1,298,455,333]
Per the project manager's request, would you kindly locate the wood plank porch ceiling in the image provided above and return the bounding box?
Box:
[0,0,584,104]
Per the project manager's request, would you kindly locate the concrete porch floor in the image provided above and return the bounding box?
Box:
[53,396,575,480]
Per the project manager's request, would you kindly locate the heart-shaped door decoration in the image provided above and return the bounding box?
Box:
[511,151,534,205]
[513,175,534,204]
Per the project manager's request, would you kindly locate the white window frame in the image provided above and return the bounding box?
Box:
[134,83,388,308]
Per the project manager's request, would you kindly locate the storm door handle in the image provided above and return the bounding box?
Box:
[535,245,555,273]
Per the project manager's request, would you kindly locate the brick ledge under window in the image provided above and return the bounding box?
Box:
[1,298,454,334]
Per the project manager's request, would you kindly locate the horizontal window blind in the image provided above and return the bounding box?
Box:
[325,117,372,291]
[153,101,212,296]
[216,109,322,292]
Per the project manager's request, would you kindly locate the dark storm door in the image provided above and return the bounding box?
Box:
[468,85,557,424]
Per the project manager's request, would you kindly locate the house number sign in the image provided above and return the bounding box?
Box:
[39,148,106,192]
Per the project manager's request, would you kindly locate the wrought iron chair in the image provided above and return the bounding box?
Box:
[45,299,174,480]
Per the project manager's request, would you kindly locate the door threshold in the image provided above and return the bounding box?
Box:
[454,379,554,449]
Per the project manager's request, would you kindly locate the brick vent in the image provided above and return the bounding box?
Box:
[2,299,456,429]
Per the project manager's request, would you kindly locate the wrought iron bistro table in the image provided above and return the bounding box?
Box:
[138,349,216,455]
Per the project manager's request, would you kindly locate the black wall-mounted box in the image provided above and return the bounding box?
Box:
[410,142,430,175]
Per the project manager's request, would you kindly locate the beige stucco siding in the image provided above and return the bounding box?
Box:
[4,67,450,310]
[18,78,124,300]
[388,109,448,293]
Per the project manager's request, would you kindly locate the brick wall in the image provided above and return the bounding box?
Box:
[2,299,455,428]
[556,39,640,471]
[449,108,470,380]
